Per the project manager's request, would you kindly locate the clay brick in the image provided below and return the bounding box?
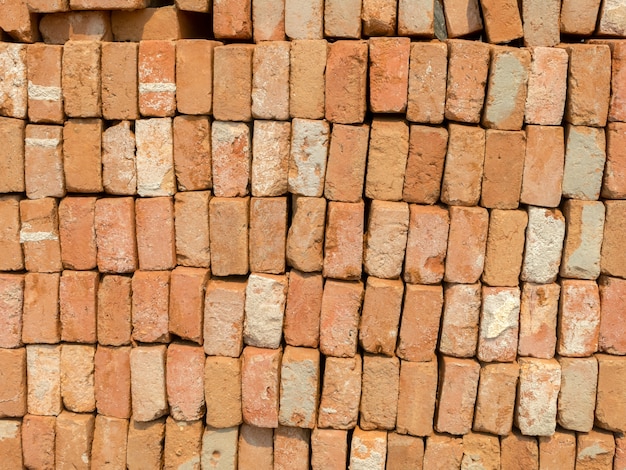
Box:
[238,424,273,469]
[564,44,611,127]
[278,346,320,428]
[310,429,347,470]
[249,197,287,274]
[94,346,131,419]
[515,358,561,436]
[244,273,288,349]
[0,121,23,196]
[319,280,364,358]
[22,415,56,469]
[251,120,290,197]
[539,430,576,470]
[212,121,250,197]
[396,359,437,437]
[404,133,446,207]
[557,356,597,432]
[473,362,518,435]
[557,280,600,357]
[483,209,528,286]
[442,0,482,37]
[617,433,626,470]
[290,40,327,119]
[166,343,206,421]
[252,41,290,120]
[560,200,605,279]
[132,271,170,343]
[324,0,361,38]
[55,412,95,469]
[126,418,165,469]
[603,122,626,199]
[435,356,480,435]
[26,44,63,124]
[164,418,203,470]
[101,121,137,196]
[522,0,560,47]
[598,0,626,35]
[368,37,410,113]
[461,432,500,469]
[445,40,490,123]
[111,6,202,41]
[22,273,60,344]
[596,354,626,432]
[283,271,322,348]
[174,116,215,186]
[524,47,568,126]
[204,356,242,428]
[479,0,522,43]
[0,275,23,349]
[599,276,626,354]
[174,191,210,268]
[284,0,323,39]
[362,0,396,35]
[0,197,22,272]
[94,197,137,274]
[0,44,27,119]
[26,344,61,416]
[500,431,538,470]
[323,201,364,280]
[213,45,253,122]
[58,197,97,271]
[423,433,463,469]
[444,206,489,284]
[387,436,424,470]
[481,130,526,208]
[363,202,409,280]
[59,270,98,343]
[439,282,481,358]
[396,285,442,361]
[406,42,446,123]
[130,345,167,422]
[176,41,219,115]
[24,124,65,199]
[241,346,281,428]
[273,426,309,470]
[213,0,252,39]
[101,42,138,121]
[70,0,147,10]
[317,355,361,429]
[169,267,209,344]
[39,11,112,43]
[365,118,410,201]
[477,286,520,362]
[0,348,26,417]
[62,41,100,118]
[0,0,38,43]
[135,197,176,271]
[576,429,615,470]
[440,124,485,206]
[359,278,403,355]
[62,119,103,193]
[560,0,601,35]
[521,207,566,284]
[286,197,325,272]
[360,355,399,431]
[520,125,565,207]
[398,0,434,36]
[324,123,369,202]
[325,40,368,124]
[349,427,387,469]
[289,119,330,197]
[138,40,176,118]
[60,344,95,414]
[518,282,559,359]
[607,41,626,122]
[601,201,626,279]
[135,117,176,197]
[91,415,128,469]
[253,0,285,41]
[203,278,246,357]
[201,426,239,469]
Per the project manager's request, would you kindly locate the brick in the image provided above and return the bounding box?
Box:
[324,123,369,202]
[359,278,403,355]
[138,40,176,118]
[368,37,410,113]
[274,426,309,470]
[0,348,26,417]
[0,0,38,43]
[403,131,446,205]
[557,280,600,357]
[521,207,566,284]
[174,191,210,268]
[363,202,409,280]
[481,130,526,208]
[285,0,323,39]
[288,119,330,197]
[290,40,327,119]
[317,355,361,429]
[201,426,238,469]
[0,420,22,469]
[396,285,442,361]
[596,354,626,432]
[518,282,559,359]
[365,118,410,201]
[252,41,290,120]
[599,276,626,354]
[440,124,485,206]
[617,433,626,470]
[0,274,23,349]
[26,344,61,416]
[176,41,219,115]
[63,119,103,193]
[24,124,65,199]
[26,44,63,124]
[135,117,175,197]
[602,201,626,278]
[445,40,490,123]
[0,120,24,194]
[539,430,576,470]
[203,278,246,357]
[250,197,287,274]
[39,11,112,43]
[483,209,527,286]
[560,0,601,35]
[59,270,98,343]
[169,267,208,344]
[91,415,128,469]
[360,355,399,430]
[435,356,480,435]
[253,0,285,41]
[423,434,463,469]
[325,40,368,124]
[477,286,520,362]
[319,280,364,357]
[442,0,482,37]
[60,344,95,413]
[286,197,325,272]
[522,0,560,46]
[101,42,138,120]
[350,427,387,469]
[22,273,60,344]
[323,201,364,280]
[607,41,626,122]
[439,282,481,358]
[387,433,424,469]
[0,197,22,272]
[241,346,281,428]
[598,0,626,35]
[62,41,100,118]
[311,429,347,470]
[213,0,252,38]
[279,346,320,428]
[213,45,253,122]
[398,0,434,36]
[94,346,131,419]
[444,206,489,284]
[603,122,626,199]
[58,197,97,271]
[132,271,170,343]
[238,425,273,469]
[211,121,250,197]
[479,0,522,43]
[167,343,205,421]
[135,197,176,271]
[130,345,167,422]
[524,47,569,125]
[500,431,538,470]
[94,197,138,274]
[70,0,147,10]
[101,121,137,196]
[204,356,242,428]
[22,415,56,470]
[396,360,437,437]
[362,0,397,36]
[111,6,201,41]
[557,356,597,432]
[474,362,518,435]
[520,125,565,207]
[284,271,322,348]
[406,42,446,124]
[576,429,615,470]
[251,120,290,197]
[560,200,604,279]
[126,418,165,469]
[324,0,361,38]
[244,273,288,349]
[515,358,561,436]
[461,432,500,470]
[0,44,27,119]
[164,418,202,470]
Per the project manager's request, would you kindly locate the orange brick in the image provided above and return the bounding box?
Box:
[273,426,310,470]
[359,277,404,356]
[482,209,528,287]
[111,6,202,41]
[473,362,519,435]
[423,434,463,469]
[253,0,285,41]
[209,197,249,276]
[363,201,409,279]
[521,207,566,284]
[24,124,65,199]
[203,278,246,357]
[212,121,251,197]
[251,120,290,197]
[169,267,209,344]
[435,356,480,435]
[176,40,221,115]
[249,197,287,274]
[522,0,560,47]
[130,345,168,422]
[480,0,523,43]
[39,11,112,43]
[55,412,94,468]
[164,418,203,470]
[252,41,290,120]
[22,415,56,470]
[406,42,447,124]
[0,274,23,349]
[97,275,131,347]
[62,119,103,193]
[0,420,23,468]
[0,197,22,272]
[94,345,131,419]
[461,432,500,469]
[0,0,39,43]
[91,415,128,469]
[444,206,489,283]
[0,119,24,194]
[60,344,95,413]
[360,354,400,431]
[238,424,273,469]
[58,196,97,271]
[26,344,62,416]
[176,0,208,13]
[607,41,626,122]
[397,284,443,362]
[515,358,561,436]
[241,346,281,428]
[20,198,62,273]
[560,200,605,280]
[557,280,600,357]
[22,273,60,344]
[538,430,576,470]
[576,429,615,469]
[172,115,211,188]
[290,40,327,119]
[101,121,136,196]
[311,429,348,470]
[524,47,568,126]
[279,346,320,428]
[70,0,147,10]
[403,126,447,203]
[599,276,626,355]
[439,282,481,358]
[560,0,601,35]
[213,45,254,122]
[132,270,170,343]
[596,354,626,432]
[0,44,27,118]
[0,348,26,417]
[362,0,397,36]
[369,37,410,113]
[601,201,626,278]
[101,42,138,121]
[166,343,205,421]
[286,197,326,273]
[482,133,526,203]
[442,0,482,37]
[213,0,252,39]
[204,356,242,428]
[396,359,438,437]
[387,433,424,470]
[317,355,361,429]
[138,40,176,118]
[500,431,539,470]
[398,0,434,36]
[62,40,101,118]
[26,44,63,123]
[94,197,138,274]
[320,280,363,358]
[518,282,559,359]
[324,124,369,202]
[174,191,211,268]
[59,271,97,343]
[288,119,330,197]
[285,0,323,39]
[126,418,165,469]
[283,270,322,348]
[135,197,176,271]
[323,201,364,280]
[602,122,626,199]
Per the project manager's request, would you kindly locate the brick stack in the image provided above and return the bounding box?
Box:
[2,0,626,468]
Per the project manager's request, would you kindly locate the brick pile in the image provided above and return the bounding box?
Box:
[2,0,626,468]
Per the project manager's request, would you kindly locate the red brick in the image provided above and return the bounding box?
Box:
[397,284,443,362]
[238,424,273,469]
[423,433,463,469]
[203,278,246,357]
[274,426,309,470]
[396,359,437,437]
[204,356,242,428]
[473,362,519,435]
[0,348,26,417]
[319,280,363,358]
[524,47,569,126]
[599,276,626,354]
[96,275,131,347]
[213,0,252,38]
[279,346,320,428]
[286,197,326,273]
[251,120,290,197]
[253,0,285,41]
[398,0,434,36]
[94,345,131,419]
[0,274,23,349]
[58,196,97,271]
[349,427,387,469]
[538,430,576,470]
[176,40,220,115]
[311,429,348,470]
[164,418,202,470]
[518,282,559,359]
[111,6,203,41]
[39,11,112,43]
[26,44,63,124]
[439,282,481,358]
[479,0,522,43]
[250,197,287,274]
[500,431,538,470]
[406,42,447,124]
[26,344,62,416]
[607,41,626,122]
[368,37,410,113]
[290,40,327,119]
[360,354,399,431]
[444,206,489,283]
[136,117,175,197]
[132,270,170,343]
[481,130,525,209]
[166,343,205,421]
[0,197,22,272]
[252,41,290,120]
[209,197,249,276]
[173,117,211,192]
[387,433,424,469]
[174,191,210,268]
[91,415,128,469]
[24,124,65,199]
[283,271,322,348]
[211,121,250,196]
[0,44,27,118]
[101,42,138,121]
[135,197,176,271]
[435,356,480,435]
[361,0,397,36]
[603,122,626,199]
[515,358,561,436]
[442,0,482,37]
[557,280,600,357]
[323,201,364,280]
[317,355,361,429]
[0,0,38,43]
[22,273,60,344]
[213,45,253,122]
[324,123,369,202]
[138,40,176,118]
[101,121,137,196]
[522,0,560,46]
[61,41,101,118]
[403,127,447,202]
[59,270,98,343]
[22,415,56,470]
[169,267,208,344]
[482,209,528,286]
[62,119,103,193]
[601,201,626,279]
[596,354,626,432]
[557,356,597,432]
[359,278,403,356]
[130,345,167,422]
[60,344,95,413]
[241,346,281,428]
[126,418,165,469]
[403,205,448,284]
[94,197,138,274]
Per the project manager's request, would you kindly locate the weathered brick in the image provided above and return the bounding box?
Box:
[59,270,98,343]
[137,40,176,118]
[598,0,626,35]
[164,418,203,470]
[126,418,165,469]
[397,284,443,361]
[204,356,242,428]
[253,0,285,41]
[63,119,103,193]
[363,202,409,280]
[601,201,626,279]
[481,130,526,209]
[359,278,403,356]
[288,119,329,197]
[324,123,369,202]
[522,0,560,47]
[130,345,167,422]
[461,432,500,470]
[599,276,626,355]
[290,40,326,119]
[444,206,489,284]
[24,124,65,199]
[167,343,205,421]
[500,431,539,470]
[213,0,251,38]
[557,356,597,432]
[132,270,170,343]
[60,344,95,413]
[360,354,400,431]
[101,42,138,120]
[244,273,288,349]
[0,198,22,272]
[55,411,95,469]
[560,200,604,280]
[252,41,290,120]
[517,282,559,359]
[58,197,97,271]
[94,346,131,419]
[603,122,626,199]
[323,201,364,280]
[0,120,24,196]
[398,0,434,36]
[396,359,438,437]
[521,207,565,284]
[349,427,387,469]
[26,44,63,123]
[286,197,326,272]
[174,191,210,268]
[279,346,320,428]
[515,358,561,436]
[557,280,600,357]
[538,430,576,470]
[213,44,254,122]
[251,120,290,197]
[406,42,446,124]
[317,355,361,429]
[203,278,246,357]
[212,121,251,197]
[524,47,568,125]
[0,0,38,43]
[135,197,176,271]
[0,348,26,418]
[560,0,601,35]
[285,0,324,39]
[91,415,128,470]
[0,421,21,469]
[173,115,211,191]
[369,37,410,113]
[250,197,287,274]
[483,209,528,286]
[201,426,239,470]
[435,356,480,435]
[94,197,137,273]
[274,426,309,470]
[176,40,220,114]
[238,424,273,469]
[563,125,606,201]
[169,267,208,344]
[26,344,62,416]
[311,429,348,470]
[442,0,482,37]
[473,362,518,435]
[324,0,361,38]
[0,274,23,349]
[209,197,249,276]
[241,346,281,428]
[423,434,463,469]
[101,121,137,196]
[439,282,481,358]
[403,126,447,203]
[576,429,615,470]
[135,117,175,197]
[479,0,522,43]
[319,280,364,358]
[477,286,520,362]
[0,44,27,119]
[22,273,60,344]
[62,41,100,118]
[596,354,626,432]
[22,415,56,470]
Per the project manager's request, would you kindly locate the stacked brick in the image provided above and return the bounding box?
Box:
[2,0,626,469]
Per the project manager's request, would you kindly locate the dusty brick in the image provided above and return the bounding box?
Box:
[22,273,60,344]
[203,278,246,357]
[253,0,285,41]
[241,346,281,428]
[403,127,447,203]
[209,197,249,276]
[112,6,205,41]
[26,44,63,124]
[522,0,560,46]
[204,356,242,428]
[201,426,239,469]
[557,356,597,432]
[521,207,566,284]
[599,276,626,354]
[273,426,309,470]
[60,344,95,413]
[288,119,329,197]
[369,37,410,113]
[0,0,38,43]
[324,123,369,202]
[473,362,518,435]
[479,0,522,43]
[167,343,205,421]
[213,0,252,38]
[560,200,604,279]
[251,120,290,197]
[94,197,137,274]
[0,197,22,272]
[62,41,100,118]
[439,282,481,358]
[311,429,347,470]
[91,415,128,469]
[0,274,23,349]
[290,40,327,119]
[444,206,489,284]
[249,197,287,274]
[423,434,463,469]
[164,418,203,470]
[211,121,250,197]
[59,270,97,343]
[323,201,364,280]
[396,359,437,437]
[317,355,361,429]
[0,348,26,417]
[435,356,480,435]
[598,0,626,35]
[524,47,568,126]
[520,125,565,207]
[58,197,96,271]
[500,431,539,470]
[39,11,112,42]
[403,205,448,285]
[22,415,56,470]
[213,45,253,122]
[398,0,434,36]
[461,432,500,470]
[130,345,167,422]
[359,278,403,356]
[0,120,23,196]
[174,191,210,268]
[94,346,131,419]
[539,430,576,470]
[135,197,176,271]
[176,40,219,114]
[319,280,364,358]
[283,271,322,348]
[55,412,95,469]
[126,418,165,469]
[442,0,482,37]
[24,124,65,199]
[286,197,326,272]
[576,429,615,470]
[132,271,170,343]
[173,116,211,191]
[483,209,528,286]
[26,344,61,416]
[481,130,526,209]
[101,121,136,196]
[596,354,626,432]
[135,117,175,197]
[362,0,397,36]
[518,282,560,359]
[252,41,290,120]
[62,119,102,193]
[101,42,138,121]
[603,122,626,199]
[477,286,520,362]
[360,355,399,430]
[557,280,600,357]
[349,427,387,469]
[238,425,273,469]
[601,201,626,279]
[137,40,176,118]
[397,285,443,361]
[406,42,446,124]
[284,0,323,39]
[279,346,320,428]
[324,0,361,38]
[363,202,409,279]
[0,44,27,119]
[515,358,561,436]
[244,273,288,349]
[560,0,601,35]
[169,267,209,344]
